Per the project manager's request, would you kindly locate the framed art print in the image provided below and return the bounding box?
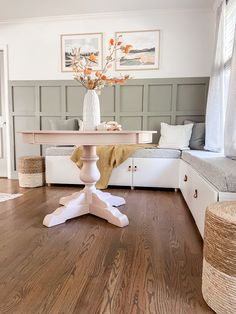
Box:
[61,32,103,72]
[115,30,160,71]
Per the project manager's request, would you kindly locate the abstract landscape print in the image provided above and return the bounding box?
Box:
[61,33,103,72]
[115,30,160,70]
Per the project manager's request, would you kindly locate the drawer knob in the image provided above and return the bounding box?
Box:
[134,166,137,172]
[193,189,198,198]
[184,175,188,182]
[128,165,132,172]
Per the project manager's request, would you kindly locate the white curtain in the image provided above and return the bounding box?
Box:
[224,23,236,158]
[205,1,226,152]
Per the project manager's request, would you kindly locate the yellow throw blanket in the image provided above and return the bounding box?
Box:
[71,144,156,189]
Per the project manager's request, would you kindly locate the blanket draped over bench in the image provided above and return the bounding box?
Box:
[71,144,156,189]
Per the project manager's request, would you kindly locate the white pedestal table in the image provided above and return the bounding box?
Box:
[20,130,155,228]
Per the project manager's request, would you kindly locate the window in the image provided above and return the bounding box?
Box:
[224,0,236,98]
[225,0,236,69]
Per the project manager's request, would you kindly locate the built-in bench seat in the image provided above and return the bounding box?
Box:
[45,146,181,190]
[45,146,236,238]
[180,151,236,237]
[46,147,236,194]
[182,150,236,192]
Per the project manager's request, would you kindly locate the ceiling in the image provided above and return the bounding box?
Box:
[0,0,215,21]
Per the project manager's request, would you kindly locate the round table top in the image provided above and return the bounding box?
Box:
[20,130,156,146]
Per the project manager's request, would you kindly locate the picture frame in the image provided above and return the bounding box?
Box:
[61,32,103,72]
[115,30,160,71]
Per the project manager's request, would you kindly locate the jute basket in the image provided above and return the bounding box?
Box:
[202,201,236,314]
[18,156,45,188]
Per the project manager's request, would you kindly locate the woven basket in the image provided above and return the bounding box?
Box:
[18,156,45,188]
[202,201,236,314]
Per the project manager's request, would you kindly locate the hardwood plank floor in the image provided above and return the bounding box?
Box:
[0,179,214,314]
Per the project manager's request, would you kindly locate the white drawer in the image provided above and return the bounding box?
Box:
[190,166,218,237]
[180,160,218,238]
[179,160,192,207]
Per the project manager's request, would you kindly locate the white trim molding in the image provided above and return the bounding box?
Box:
[0,8,213,25]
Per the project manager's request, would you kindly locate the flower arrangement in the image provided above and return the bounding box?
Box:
[70,36,132,91]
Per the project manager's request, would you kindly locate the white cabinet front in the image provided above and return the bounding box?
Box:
[132,158,180,188]
[46,156,83,184]
[190,166,218,237]
[179,160,192,207]
[109,158,133,186]
[179,160,218,238]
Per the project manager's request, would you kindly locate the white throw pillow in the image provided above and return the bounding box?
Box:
[158,123,194,149]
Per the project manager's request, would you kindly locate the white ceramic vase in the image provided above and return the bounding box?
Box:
[82,90,101,131]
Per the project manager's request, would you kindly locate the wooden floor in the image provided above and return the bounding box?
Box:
[0,179,214,314]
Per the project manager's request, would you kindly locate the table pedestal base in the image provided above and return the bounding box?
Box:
[59,190,125,207]
[43,145,129,228]
[43,188,128,227]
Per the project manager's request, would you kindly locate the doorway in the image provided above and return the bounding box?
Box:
[0,49,9,177]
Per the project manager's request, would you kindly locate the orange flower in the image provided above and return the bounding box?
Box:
[84,68,92,75]
[107,79,115,85]
[87,80,94,89]
[119,79,125,84]
[72,35,132,91]
[106,79,112,84]
[124,45,132,54]
[95,71,101,77]
[109,38,114,46]
[89,53,96,62]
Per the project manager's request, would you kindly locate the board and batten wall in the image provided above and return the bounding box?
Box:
[9,77,209,178]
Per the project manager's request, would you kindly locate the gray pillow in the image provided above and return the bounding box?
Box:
[49,118,79,130]
[184,120,205,150]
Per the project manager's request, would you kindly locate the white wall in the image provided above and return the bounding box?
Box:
[0,9,215,81]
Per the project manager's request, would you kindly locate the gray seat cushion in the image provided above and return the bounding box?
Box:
[46,146,76,156]
[132,148,181,158]
[46,146,181,159]
[49,118,79,130]
[182,151,236,192]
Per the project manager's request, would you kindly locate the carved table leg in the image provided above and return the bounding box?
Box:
[43,145,129,228]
